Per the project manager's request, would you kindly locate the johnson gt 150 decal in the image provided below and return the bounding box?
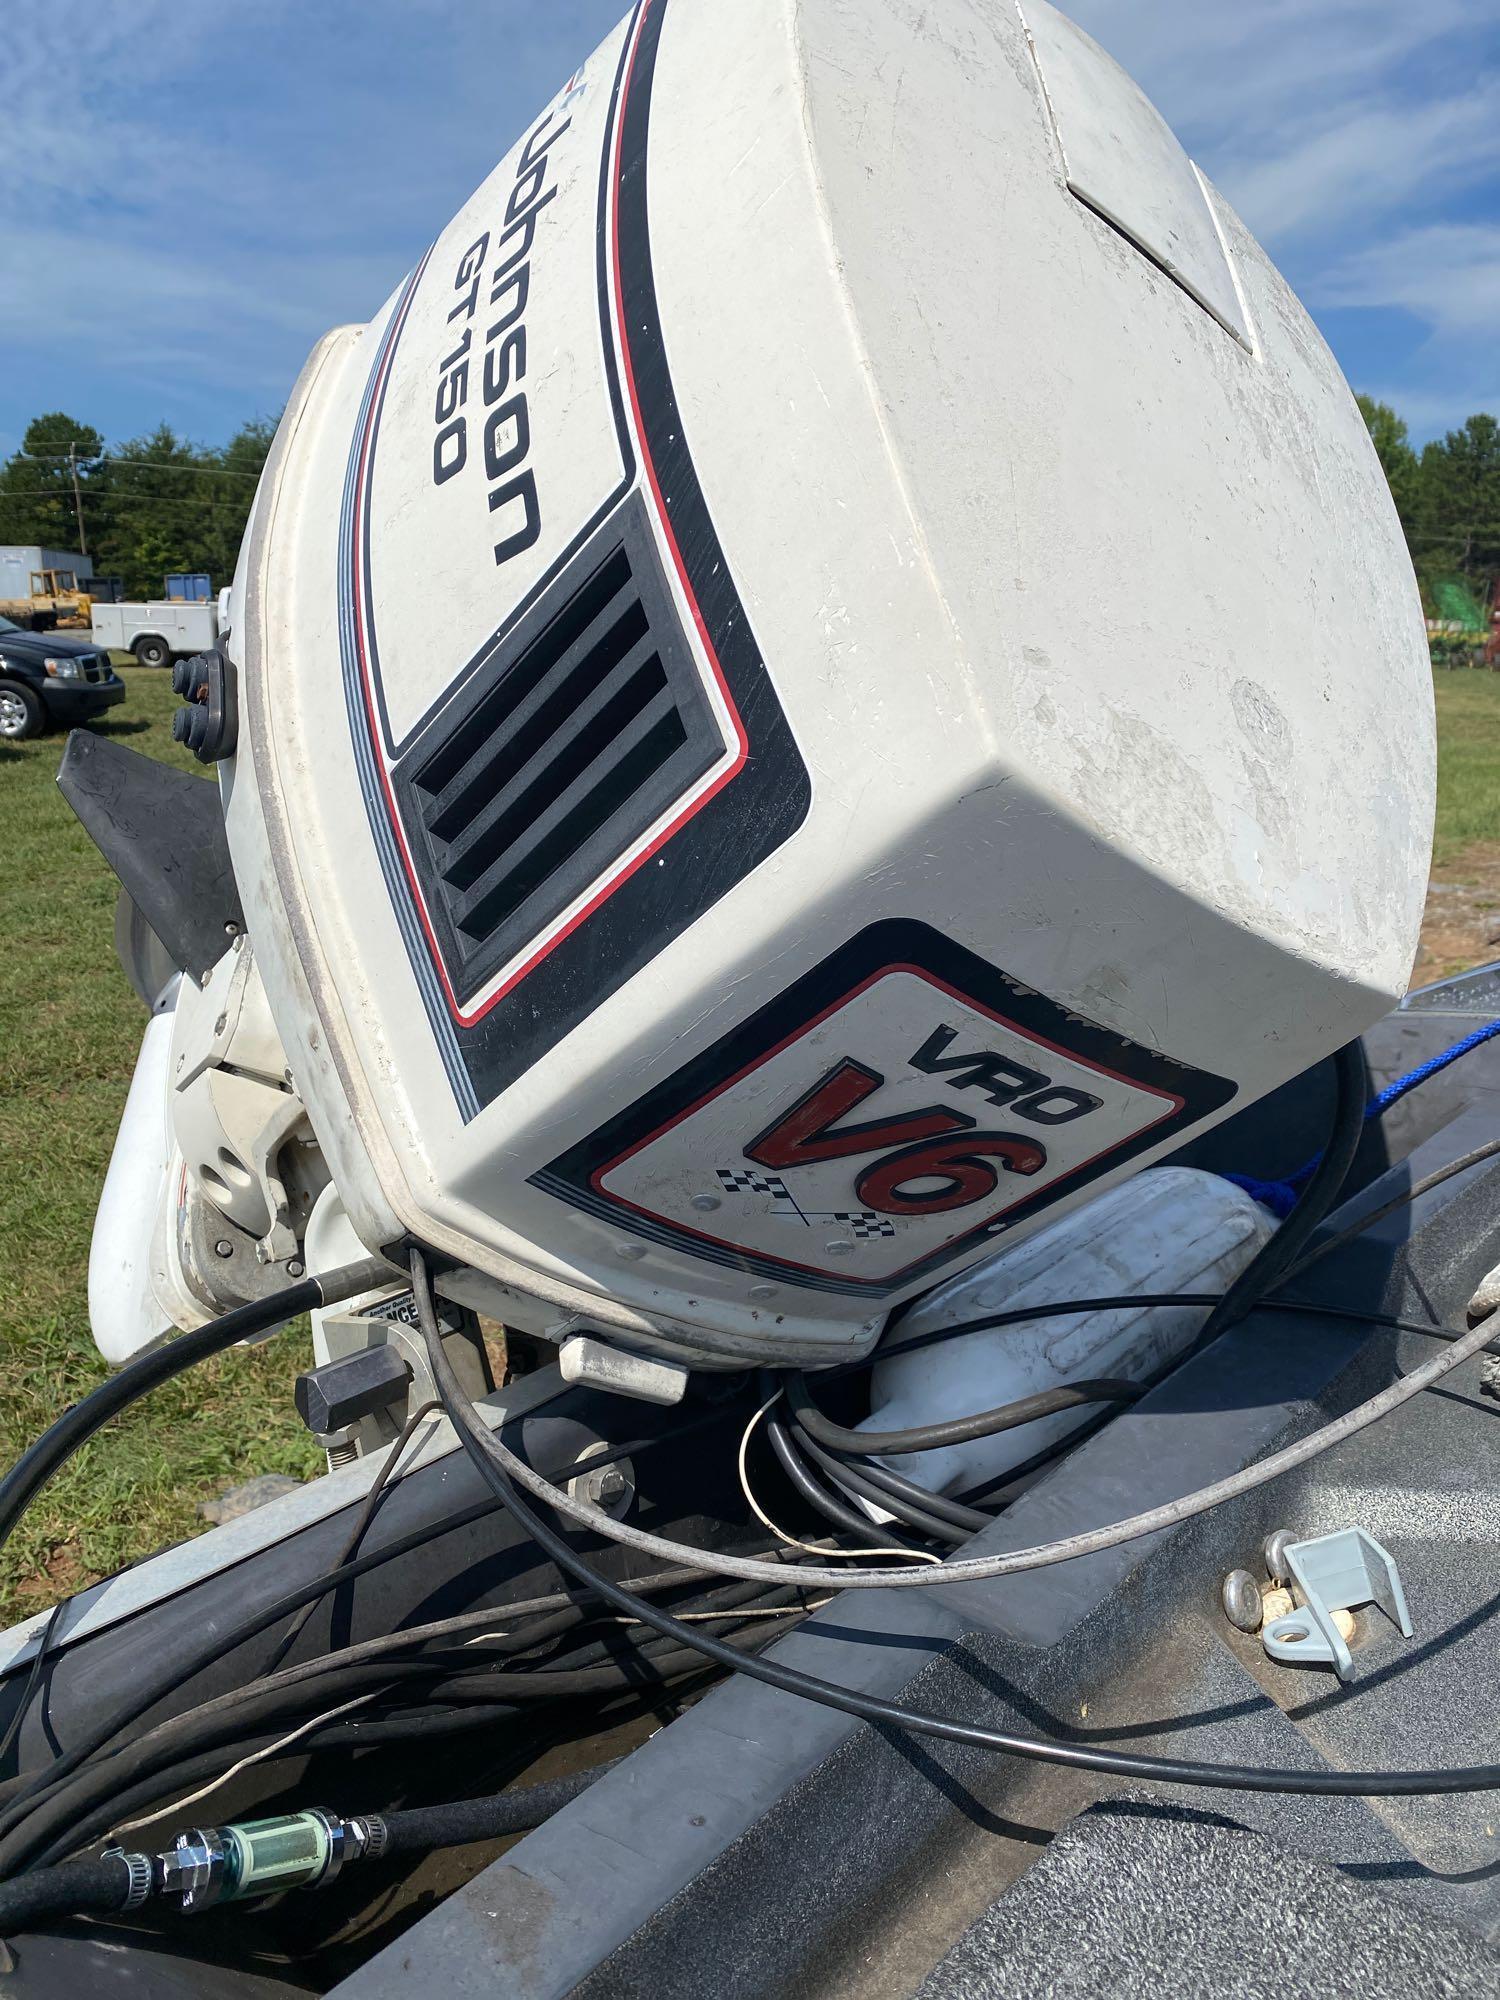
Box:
[365,62,626,755]
[535,923,1236,1296]
[338,0,811,1113]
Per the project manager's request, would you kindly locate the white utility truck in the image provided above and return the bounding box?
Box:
[91,596,219,668]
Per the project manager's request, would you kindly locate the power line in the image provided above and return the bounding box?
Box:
[15,452,265,481]
[0,489,250,513]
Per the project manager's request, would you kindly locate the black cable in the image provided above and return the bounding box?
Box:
[0,1498,502,1817]
[17,1646,681,1874]
[0,1764,625,1934]
[760,1408,927,1548]
[0,1260,386,1559]
[27,1612,809,1872]
[1279,1135,1500,1290]
[259,1400,439,1677]
[790,1430,983,1542]
[763,1400,968,1545]
[0,1407,742,1845]
[11,1562,817,1873]
[38,1643,750,1867]
[379,1759,622,1854]
[813,1456,967,1547]
[0,1852,132,1934]
[785,1369,1140,1456]
[1190,1039,1367,1349]
[0,1490,507,1819]
[11,1407,716,1767]
[0,1604,63,1775]
[809,1447,993,1533]
[414,1248,1500,1798]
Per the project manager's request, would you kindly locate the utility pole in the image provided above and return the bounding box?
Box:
[68,443,88,556]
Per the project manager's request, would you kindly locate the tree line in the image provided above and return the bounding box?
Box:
[1358,398,1500,624]
[0,411,274,602]
[0,398,1493,620]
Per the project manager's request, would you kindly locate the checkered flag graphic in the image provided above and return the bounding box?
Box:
[716,1167,794,1202]
[832,1210,897,1240]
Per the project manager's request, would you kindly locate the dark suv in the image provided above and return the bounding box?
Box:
[0,617,125,739]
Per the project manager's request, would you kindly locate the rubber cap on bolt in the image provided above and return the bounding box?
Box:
[172,653,208,698]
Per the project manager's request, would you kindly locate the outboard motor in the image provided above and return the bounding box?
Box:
[86,0,1431,1385]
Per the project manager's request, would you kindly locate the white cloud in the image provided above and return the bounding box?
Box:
[1066,0,1500,437]
[0,0,623,442]
[1216,80,1500,245]
[1066,0,1498,243]
[1305,223,1500,436]
[1314,223,1500,338]
[1,0,1494,445]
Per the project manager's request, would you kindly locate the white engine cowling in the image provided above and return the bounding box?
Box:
[209,0,1430,1370]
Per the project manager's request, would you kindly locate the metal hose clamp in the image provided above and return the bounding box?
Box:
[102,1845,154,1911]
[350,1813,389,1862]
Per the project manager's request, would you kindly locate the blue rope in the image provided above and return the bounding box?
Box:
[1224,1017,1500,1218]
[1367,1016,1500,1115]
[1220,1171,1304,1219]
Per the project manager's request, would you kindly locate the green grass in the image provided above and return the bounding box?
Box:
[2,665,1499,1624]
[0,665,319,1623]
[1432,672,1500,870]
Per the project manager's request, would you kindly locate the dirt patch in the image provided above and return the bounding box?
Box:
[8,1543,87,1615]
[1415,843,1500,987]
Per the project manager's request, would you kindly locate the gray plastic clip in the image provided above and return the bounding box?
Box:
[1261,1527,1412,1679]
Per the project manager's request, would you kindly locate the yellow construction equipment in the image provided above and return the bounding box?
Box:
[0,568,95,631]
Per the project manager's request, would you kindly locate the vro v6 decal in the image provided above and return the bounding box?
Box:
[535,925,1234,1298]
[747,1052,1049,1217]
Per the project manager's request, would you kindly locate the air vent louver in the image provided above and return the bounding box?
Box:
[397,498,725,1001]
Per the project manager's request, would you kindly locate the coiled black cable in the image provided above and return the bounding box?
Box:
[784,1369,1140,1457]
[789,1428,981,1543]
[414,1248,1500,1797]
[0,1409,743,1855]
[760,1406,928,1547]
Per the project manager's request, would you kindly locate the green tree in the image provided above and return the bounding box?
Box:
[1418,414,1500,596]
[0,413,104,558]
[1356,396,1420,534]
[0,411,274,601]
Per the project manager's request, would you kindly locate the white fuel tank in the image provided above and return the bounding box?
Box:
[856,1168,1277,1496]
[220,0,1432,1369]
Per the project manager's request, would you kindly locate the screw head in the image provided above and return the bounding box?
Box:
[1221,1568,1264,1633]
[591,1465,627,1506]
[213,1013,227,1036]
[287,1258,305,1278]
[570,1452,634,1517]
[214,1238,234,1259]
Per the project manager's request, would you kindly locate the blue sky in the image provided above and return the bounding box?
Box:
[3,0,1496,456]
